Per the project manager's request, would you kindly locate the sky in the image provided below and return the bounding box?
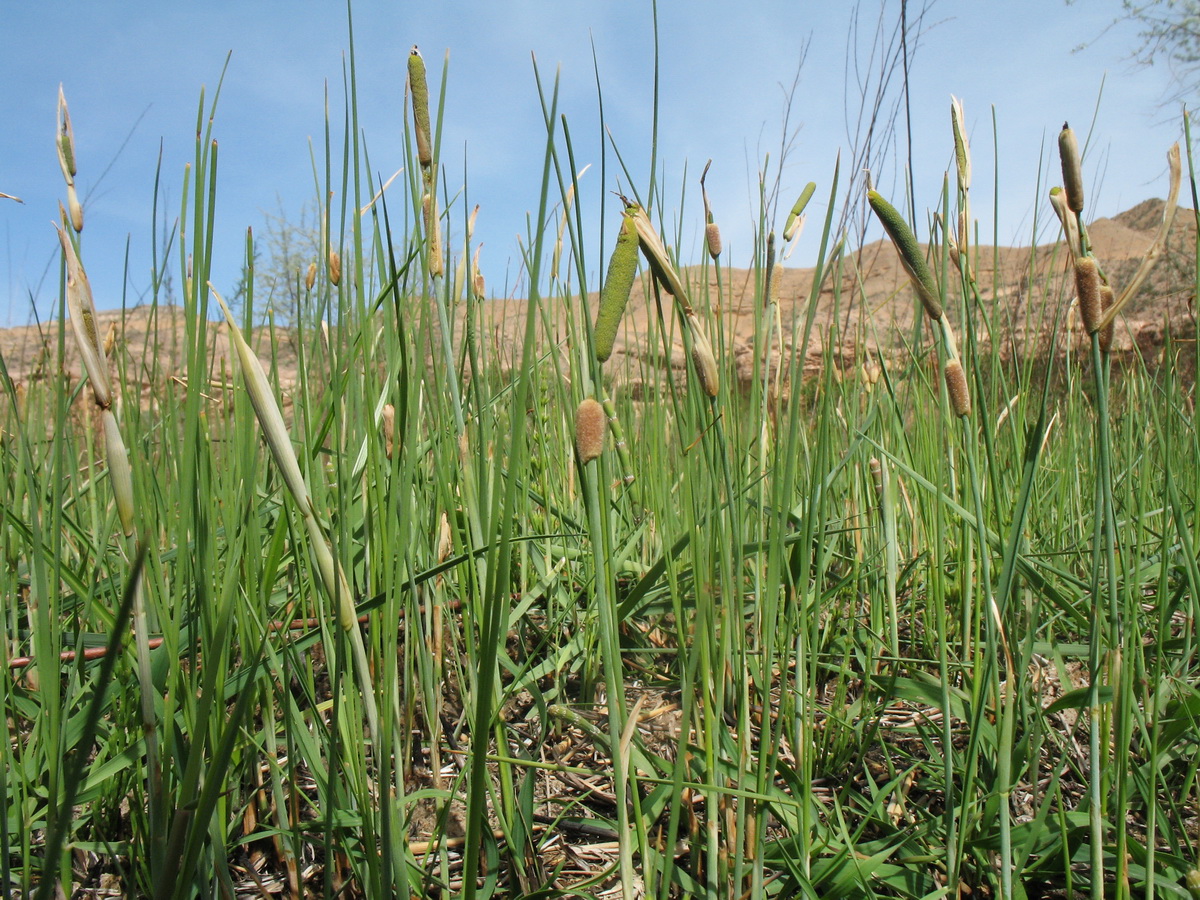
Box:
[0,1,1187,326]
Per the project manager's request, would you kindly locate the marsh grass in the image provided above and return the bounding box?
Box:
[1,10,1199,900]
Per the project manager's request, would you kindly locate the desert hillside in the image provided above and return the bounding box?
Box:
[1,198,1193,399]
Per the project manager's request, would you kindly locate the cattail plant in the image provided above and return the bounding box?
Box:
[209,284,381,747]
[572,396,639,898]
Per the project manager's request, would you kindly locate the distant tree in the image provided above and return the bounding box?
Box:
[1096,1,1200,103]
[251,199,323,325]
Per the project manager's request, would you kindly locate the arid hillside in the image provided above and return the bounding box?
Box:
[1,198,1193,403]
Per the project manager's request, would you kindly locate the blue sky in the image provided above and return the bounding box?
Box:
[0,1,1185,325]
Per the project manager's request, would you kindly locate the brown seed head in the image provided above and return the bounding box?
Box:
[1074,257,1102,334]
[328,250,342,286]
[944,358,971,417]
[305,262,317,291]
[574,398,607,464]
[705,221,722,259]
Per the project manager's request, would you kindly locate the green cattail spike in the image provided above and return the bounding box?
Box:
[784,182,816,242]
[594,207,640,362]
[408,46,433,176]
[1058,123,1084,214]
[867,189,942,320]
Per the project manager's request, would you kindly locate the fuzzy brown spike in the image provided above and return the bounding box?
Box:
[574,398,607,464]
[944,359,971,418]
[1074,257,1102,334]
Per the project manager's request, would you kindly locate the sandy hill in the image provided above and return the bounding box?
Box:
[0,199,1193,402]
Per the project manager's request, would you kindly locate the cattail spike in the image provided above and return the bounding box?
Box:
[944,358,971,417]
[574,398,607,464]
[868,190,943,320]
[1074,257,1102,334]
[705,221,722,260]
[408,46,433,175]
[1059,123,1084,214]
[594,208,639,361]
